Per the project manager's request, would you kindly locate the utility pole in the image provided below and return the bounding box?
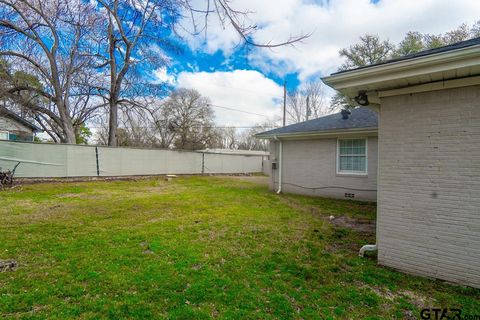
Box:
[283,80,286,127]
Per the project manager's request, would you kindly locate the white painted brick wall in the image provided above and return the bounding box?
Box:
[268,136,378,201]
[0,115,33,133]
[378,85,480,288]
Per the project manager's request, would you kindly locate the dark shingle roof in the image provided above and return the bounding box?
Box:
[0,107,42,132]
[256,107,377,138]
[332,37,480,75]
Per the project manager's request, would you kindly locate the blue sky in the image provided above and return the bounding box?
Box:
[170,46,301,91]
[153,0,479,127]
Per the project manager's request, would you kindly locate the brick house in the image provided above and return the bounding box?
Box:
[322,38,480,287]
[0,107,41,141]
[256,107,378,201]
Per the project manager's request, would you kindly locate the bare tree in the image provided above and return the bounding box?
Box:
[90,0,176,146]
[218,127,238,149]
[92,0,308,147]
[287,80,328,124]
[157,88,217,150]
[148,101,179,148]
[472,20,480,38]
[93,107,159,147]
[210,120,278,151]
[443,23,471,44]
[237,121,277,151]
[1,0,307,145]
[0,0,101,143]
[118,108,159,147]
[93,90,218,150]
[184,0,309,48]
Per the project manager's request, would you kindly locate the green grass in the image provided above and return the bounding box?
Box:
[0,176,478,319]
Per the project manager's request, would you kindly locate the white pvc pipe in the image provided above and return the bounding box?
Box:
[359,244,377,257]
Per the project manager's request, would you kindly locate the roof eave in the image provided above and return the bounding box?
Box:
[256,127,378,139]
[322,44,480,97]
[1,109,42,132]
[8,115,42,132]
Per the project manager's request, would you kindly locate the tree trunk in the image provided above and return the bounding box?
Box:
[108,100,118,146]
[56,99,76,144]
[63,123,76,144]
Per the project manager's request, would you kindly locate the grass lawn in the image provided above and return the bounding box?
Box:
[0,176,478,319]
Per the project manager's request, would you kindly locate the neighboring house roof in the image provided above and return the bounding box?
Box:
[256,107,378,139]
[322,37,480,101]
[0,107,42,132]
[199,148,269,156]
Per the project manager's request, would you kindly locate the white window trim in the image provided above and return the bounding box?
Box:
[336,137,368,176]
[0,130,9,141]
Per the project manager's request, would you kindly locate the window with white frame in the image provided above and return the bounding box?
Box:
[0,131,8,141]
[337,138,367,174]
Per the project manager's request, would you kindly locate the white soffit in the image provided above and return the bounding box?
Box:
[322,45,480,99]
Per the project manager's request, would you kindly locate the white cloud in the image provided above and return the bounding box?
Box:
[181,0,480,80]
[170,0,478,127]
[176,70,283,126]
[153,66,176,85]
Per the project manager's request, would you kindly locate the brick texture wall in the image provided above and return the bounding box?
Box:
[378,85,480,288]
[269,135,378,201]
[0,116,32,132]
[0,116,34,141]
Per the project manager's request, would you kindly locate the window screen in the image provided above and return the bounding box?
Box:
[338,139,366,173]
[0,131,8,141]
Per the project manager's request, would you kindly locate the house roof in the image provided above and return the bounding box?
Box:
[0,107,42,132]
[332,37,480,75]
[322,37,480,102]
[198,148,269,156]
[256,107,378,139]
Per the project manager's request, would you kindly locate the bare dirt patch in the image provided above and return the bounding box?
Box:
[277,196,375,234]
[330,215,375,234]
[399,289,436,308]
[357,282,436,311]
[0,260,18,272]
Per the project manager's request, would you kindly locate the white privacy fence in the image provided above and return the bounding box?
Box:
[0,141,266,178]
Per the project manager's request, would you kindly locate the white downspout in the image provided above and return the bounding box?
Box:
[359,104,380,258]
[274,136,282,194]
[359,244,377,257]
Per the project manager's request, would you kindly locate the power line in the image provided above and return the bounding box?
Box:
[86,103,277,130]
[207,104,270,118]
[88,125,276,129]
